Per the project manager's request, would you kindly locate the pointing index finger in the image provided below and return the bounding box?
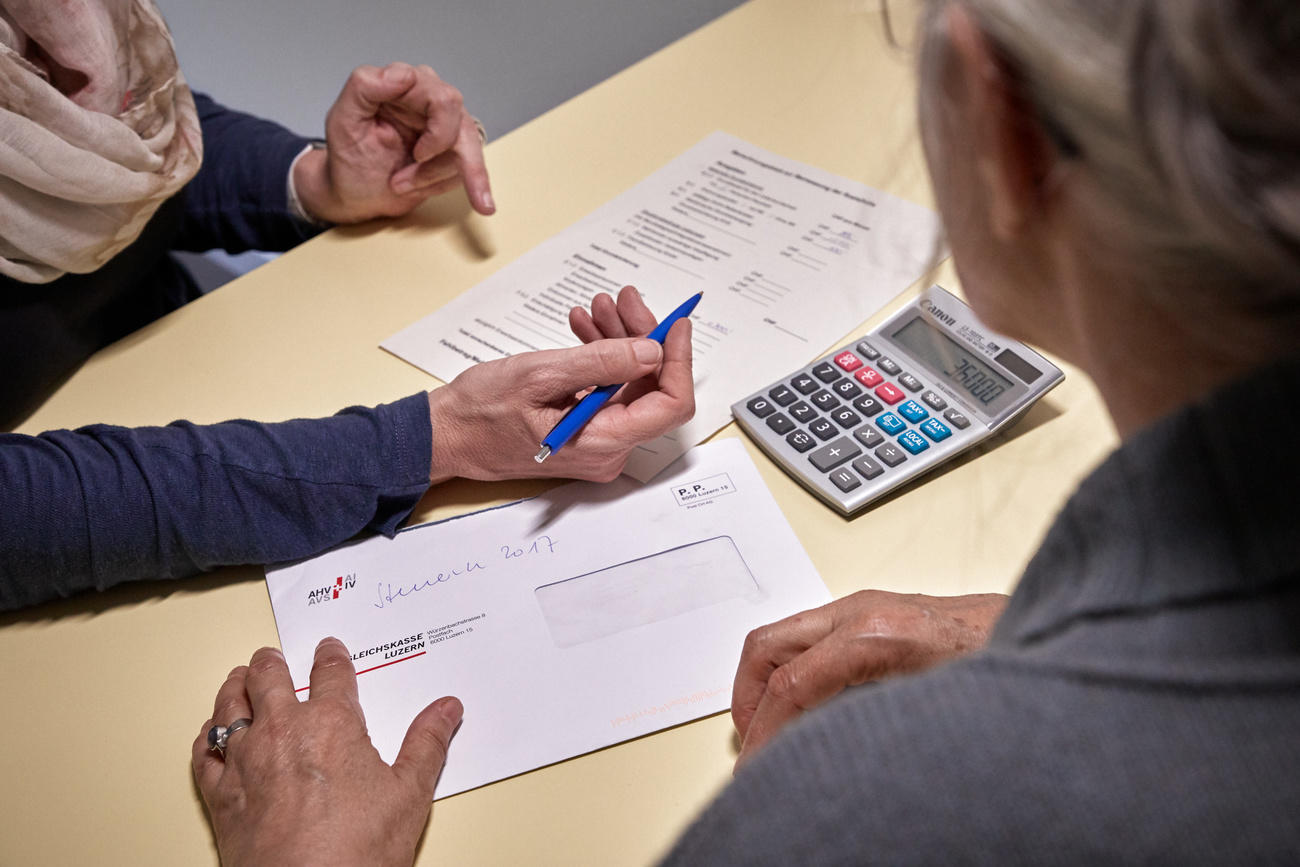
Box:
[452,114,494,214]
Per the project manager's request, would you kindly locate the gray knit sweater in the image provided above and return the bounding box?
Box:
[663,356,1300,865]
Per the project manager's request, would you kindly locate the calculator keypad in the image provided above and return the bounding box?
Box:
[734,330,991,515]
[732,287,1062,516]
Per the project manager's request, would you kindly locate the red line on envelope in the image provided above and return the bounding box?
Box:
[294,651,427,693]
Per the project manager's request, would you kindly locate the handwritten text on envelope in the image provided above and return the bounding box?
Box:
[265,439,829,798]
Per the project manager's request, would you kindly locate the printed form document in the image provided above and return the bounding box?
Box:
[266,439,830,798]
[384,132,942,481]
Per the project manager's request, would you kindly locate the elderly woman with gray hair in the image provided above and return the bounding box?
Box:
[669,0,1300,861]
[194,0,1299,862]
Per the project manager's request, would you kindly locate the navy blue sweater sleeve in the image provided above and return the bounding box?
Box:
[174,92,323,254]
[0,392,432,611]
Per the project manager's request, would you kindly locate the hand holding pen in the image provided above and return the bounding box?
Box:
[425,286,695,484]
[537,289,701,463]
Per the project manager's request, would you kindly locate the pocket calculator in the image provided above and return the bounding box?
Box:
[731,285,1063,516]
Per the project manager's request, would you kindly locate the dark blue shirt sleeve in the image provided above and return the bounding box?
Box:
[0,392,432,611]
[174,92,323,254]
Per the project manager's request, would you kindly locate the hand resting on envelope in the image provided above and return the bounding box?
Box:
[426,285,695,483]
[193,638,462,867]
[731,590,1008,768]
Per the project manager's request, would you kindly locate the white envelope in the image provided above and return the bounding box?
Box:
[265,439,829,798]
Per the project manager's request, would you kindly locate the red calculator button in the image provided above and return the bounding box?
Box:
[834,351,863,372]
[855,367,883,387]
[875,382,905,405]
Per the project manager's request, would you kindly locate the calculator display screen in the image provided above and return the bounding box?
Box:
[890,316,1016,411]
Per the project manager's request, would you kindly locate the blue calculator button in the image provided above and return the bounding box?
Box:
[898,430,930,454]
[920,418,952,442]
[898,400,929,423]
[876,412,906,435]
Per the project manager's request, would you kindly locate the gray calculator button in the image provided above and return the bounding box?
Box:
[809,418,838,441]
[766,413,795,435]
[855,341,881,360]
[854,425,883,449]
[830,467,861,493]
[786,430,816,453]
[747,396,776,418]
[768,385,797,406]
[809,437,861,472]
[831,407,862,429]
[943,408,971,429]
[812,362,842,383]
[922,390,948,411]
[791,374,819,395]
[852,455,884,480]
[875,443,908,467]
[877,356,902,376]
[898,373,923,392]
[789,401,817,423]
[831,378,863,399]
[810,389,841,412]
[853,395,884,416]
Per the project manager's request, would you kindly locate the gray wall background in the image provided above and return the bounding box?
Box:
[162,0,746,285]
[163,0,747,142]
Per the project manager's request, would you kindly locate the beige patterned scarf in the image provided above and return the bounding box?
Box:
[0,0,202,283]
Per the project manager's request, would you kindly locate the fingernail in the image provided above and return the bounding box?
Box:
[393,178,414,194]
[315,637,342,653]
[633,339,662,364]
[437,696,464,725]
[481,190,495,212]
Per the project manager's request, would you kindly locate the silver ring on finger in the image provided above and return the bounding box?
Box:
[206,717,253,757]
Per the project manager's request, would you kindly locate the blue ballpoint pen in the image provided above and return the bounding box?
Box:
[534,291,703,463]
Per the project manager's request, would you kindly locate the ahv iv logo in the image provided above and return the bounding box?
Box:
[307,573,357,606]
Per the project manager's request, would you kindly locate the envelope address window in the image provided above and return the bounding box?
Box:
[534,536,760,649]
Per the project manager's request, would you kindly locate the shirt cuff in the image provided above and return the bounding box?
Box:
[286,141,333,228]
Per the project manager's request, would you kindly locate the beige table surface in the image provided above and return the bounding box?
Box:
[0,1,1117,863]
